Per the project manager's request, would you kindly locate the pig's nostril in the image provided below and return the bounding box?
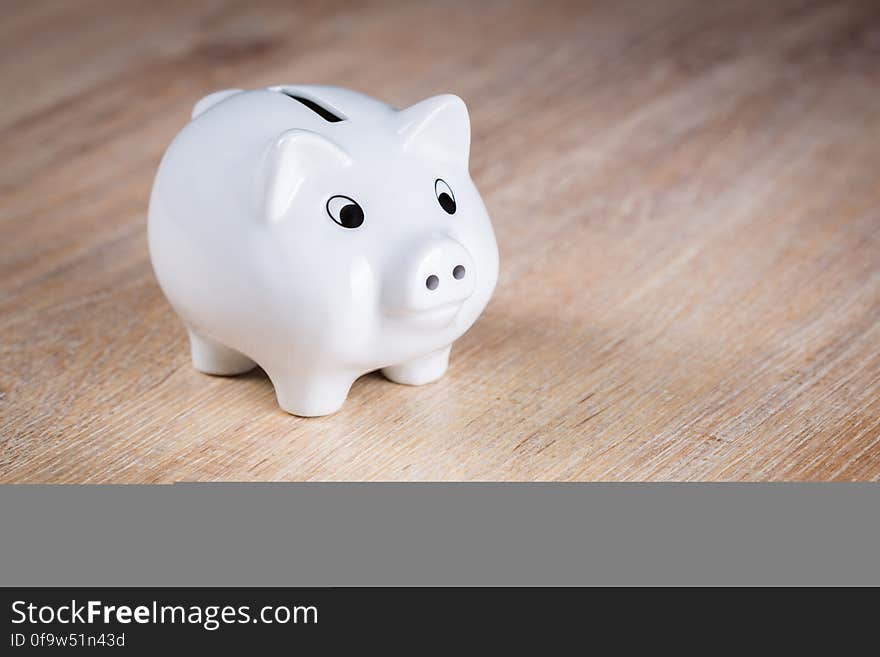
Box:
[426,275,440,291]
[452,265,466,280]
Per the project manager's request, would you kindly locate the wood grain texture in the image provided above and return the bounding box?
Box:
[2,0,880,482]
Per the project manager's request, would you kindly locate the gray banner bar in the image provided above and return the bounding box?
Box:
[1,483,877,586]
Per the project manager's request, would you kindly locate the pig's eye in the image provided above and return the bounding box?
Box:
[435,179,456,214]
[326,195,364,229]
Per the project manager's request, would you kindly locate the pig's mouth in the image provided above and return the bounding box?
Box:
[386,301,463,329]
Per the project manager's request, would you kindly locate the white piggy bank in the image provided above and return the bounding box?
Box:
[148,85,499,416]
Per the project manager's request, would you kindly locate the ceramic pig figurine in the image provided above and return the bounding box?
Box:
[148,85,499,416]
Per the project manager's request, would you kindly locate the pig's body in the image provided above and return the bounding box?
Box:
[149,86,498,416]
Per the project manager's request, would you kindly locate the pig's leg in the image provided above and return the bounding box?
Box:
[270,369,355,417]
[187,329,256,376]
[382,346,451,386]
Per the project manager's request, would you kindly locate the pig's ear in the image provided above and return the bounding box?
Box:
[395,94,470,168]
[263,129,352,223]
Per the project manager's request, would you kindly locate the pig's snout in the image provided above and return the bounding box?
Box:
[383,236,476,325]
[417,239,474,301]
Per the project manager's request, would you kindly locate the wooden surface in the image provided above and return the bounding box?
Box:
[2,0,880,482]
